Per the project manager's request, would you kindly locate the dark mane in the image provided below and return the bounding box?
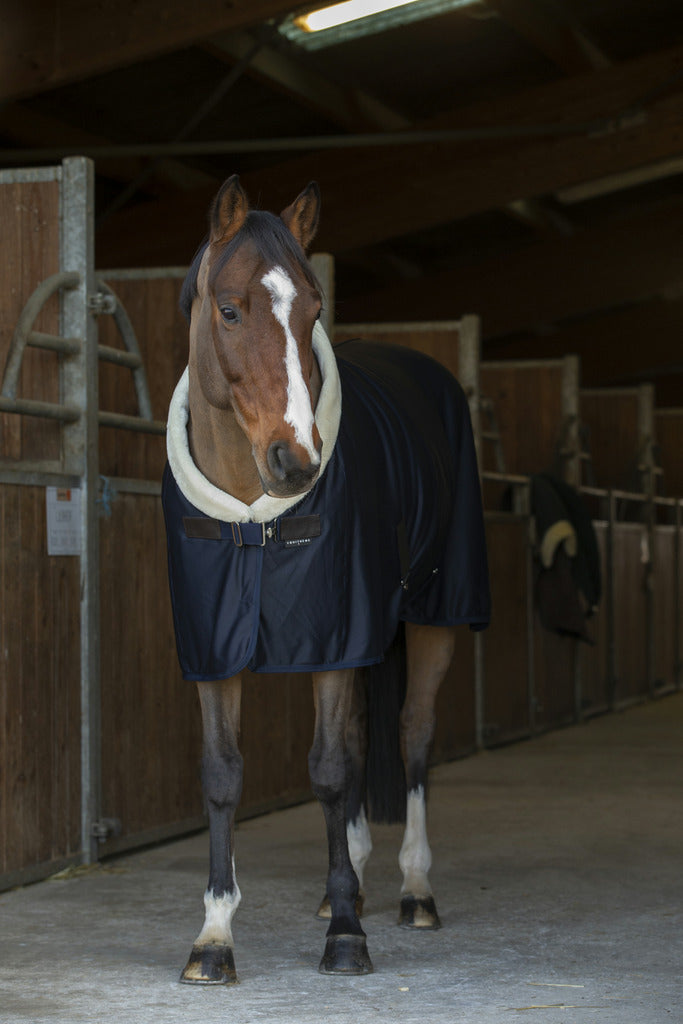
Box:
[179,210,322,324]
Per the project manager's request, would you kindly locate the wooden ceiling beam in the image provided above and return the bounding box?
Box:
[207,30,411,131]
[485,0,611,74]
[1,0,305,102]
[0,102,213,192]
[95,41,683,265]
[336,198,683,335]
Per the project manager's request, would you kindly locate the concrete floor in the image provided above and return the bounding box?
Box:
[1,695,682,1024]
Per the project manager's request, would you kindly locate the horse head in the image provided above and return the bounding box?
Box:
[188,175,324,499]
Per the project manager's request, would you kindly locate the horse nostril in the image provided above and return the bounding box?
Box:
[267,442,290,482]
[266,441,320,488]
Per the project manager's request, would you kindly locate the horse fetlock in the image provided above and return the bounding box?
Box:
[316,890,364,920]
[318,933,373,975]
[180,942,238,985]
[398,894,442,930]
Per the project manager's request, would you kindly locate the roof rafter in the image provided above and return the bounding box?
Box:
[95,41,683,266]
[337,196,683,334]
[207,30,411,131]
[485,0,611,74]
[1,0,305,102]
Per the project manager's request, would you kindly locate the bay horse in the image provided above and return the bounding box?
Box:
[162,175,490,983]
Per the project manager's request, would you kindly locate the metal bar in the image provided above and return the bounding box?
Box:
[0,465,80,488]
[97,344,141,369]
[474,631,485,752]
[0,396,80,421]
[61,157,102,867]
[1,270,80,399]
[310,252,335,339]
[96,280,154,420]
[28,331,81,355]
[98,410,166,434]
[0,167,62,184]
[0,117,625,164]
[675,501,682,691]
[105,476,162,496]
[606,490,617,710]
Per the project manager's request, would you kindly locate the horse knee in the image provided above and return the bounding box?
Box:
[400,705,435,758]
[201,750,243,812]
[308,744,348,806]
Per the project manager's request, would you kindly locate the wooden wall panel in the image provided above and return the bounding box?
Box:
[532,626,577,731]
[580,388,644,491]
[480,361,566,478]
[239,672,315,815]
[333,323,462,379]
[0,179,61,463]
[481,516,530,745]
[0,484,81,877]
[433,626,477,762]
[99,493,203,845]
[655,410,683,497]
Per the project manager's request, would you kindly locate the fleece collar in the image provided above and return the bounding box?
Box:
[166,321,341,523]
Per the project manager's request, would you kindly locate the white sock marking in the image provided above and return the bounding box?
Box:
[261,266,320,464]
[347,808,372,887]
[195,881,241,949]
[398,786,433,897]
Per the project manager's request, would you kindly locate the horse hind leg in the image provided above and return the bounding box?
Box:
[316,672,371,921]
[398,623,456,930]
[181,678,243,985]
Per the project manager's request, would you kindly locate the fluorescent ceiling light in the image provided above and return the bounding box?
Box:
[300,0,421,33]
[281,0,481,49]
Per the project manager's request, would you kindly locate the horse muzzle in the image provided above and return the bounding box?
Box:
[261,439,321,497]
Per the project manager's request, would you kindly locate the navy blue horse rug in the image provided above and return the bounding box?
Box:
[163,335,490,682]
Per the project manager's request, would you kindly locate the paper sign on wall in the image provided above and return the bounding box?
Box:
[46,487,81,556]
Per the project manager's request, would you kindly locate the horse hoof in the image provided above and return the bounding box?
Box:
[318,934,373,975]
[398,895,442,930]
[179,943,238,985]
[316,892,365,920]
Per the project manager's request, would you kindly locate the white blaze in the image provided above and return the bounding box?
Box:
[261,266,320,464]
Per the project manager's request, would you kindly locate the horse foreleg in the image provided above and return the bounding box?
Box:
[181,677,243,985]
[398,623,456,930]
[310,669,373,975]
[316,672,370,920]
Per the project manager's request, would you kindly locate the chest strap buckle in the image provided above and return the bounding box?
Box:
[231,521,267,547]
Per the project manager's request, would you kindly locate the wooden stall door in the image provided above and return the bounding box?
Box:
[0,171,82,886]
[481,516,531,746]
[479,357,579,509]
[612,523,649,705]
[580,386,653,493]
[656,410,683,497]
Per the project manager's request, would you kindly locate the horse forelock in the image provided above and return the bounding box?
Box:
[180,211,322,326]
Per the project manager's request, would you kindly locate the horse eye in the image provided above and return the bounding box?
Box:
[220,305,239,324]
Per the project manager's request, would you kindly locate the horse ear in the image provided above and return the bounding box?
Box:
[281,182,321,251]
[210,174,249,245]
